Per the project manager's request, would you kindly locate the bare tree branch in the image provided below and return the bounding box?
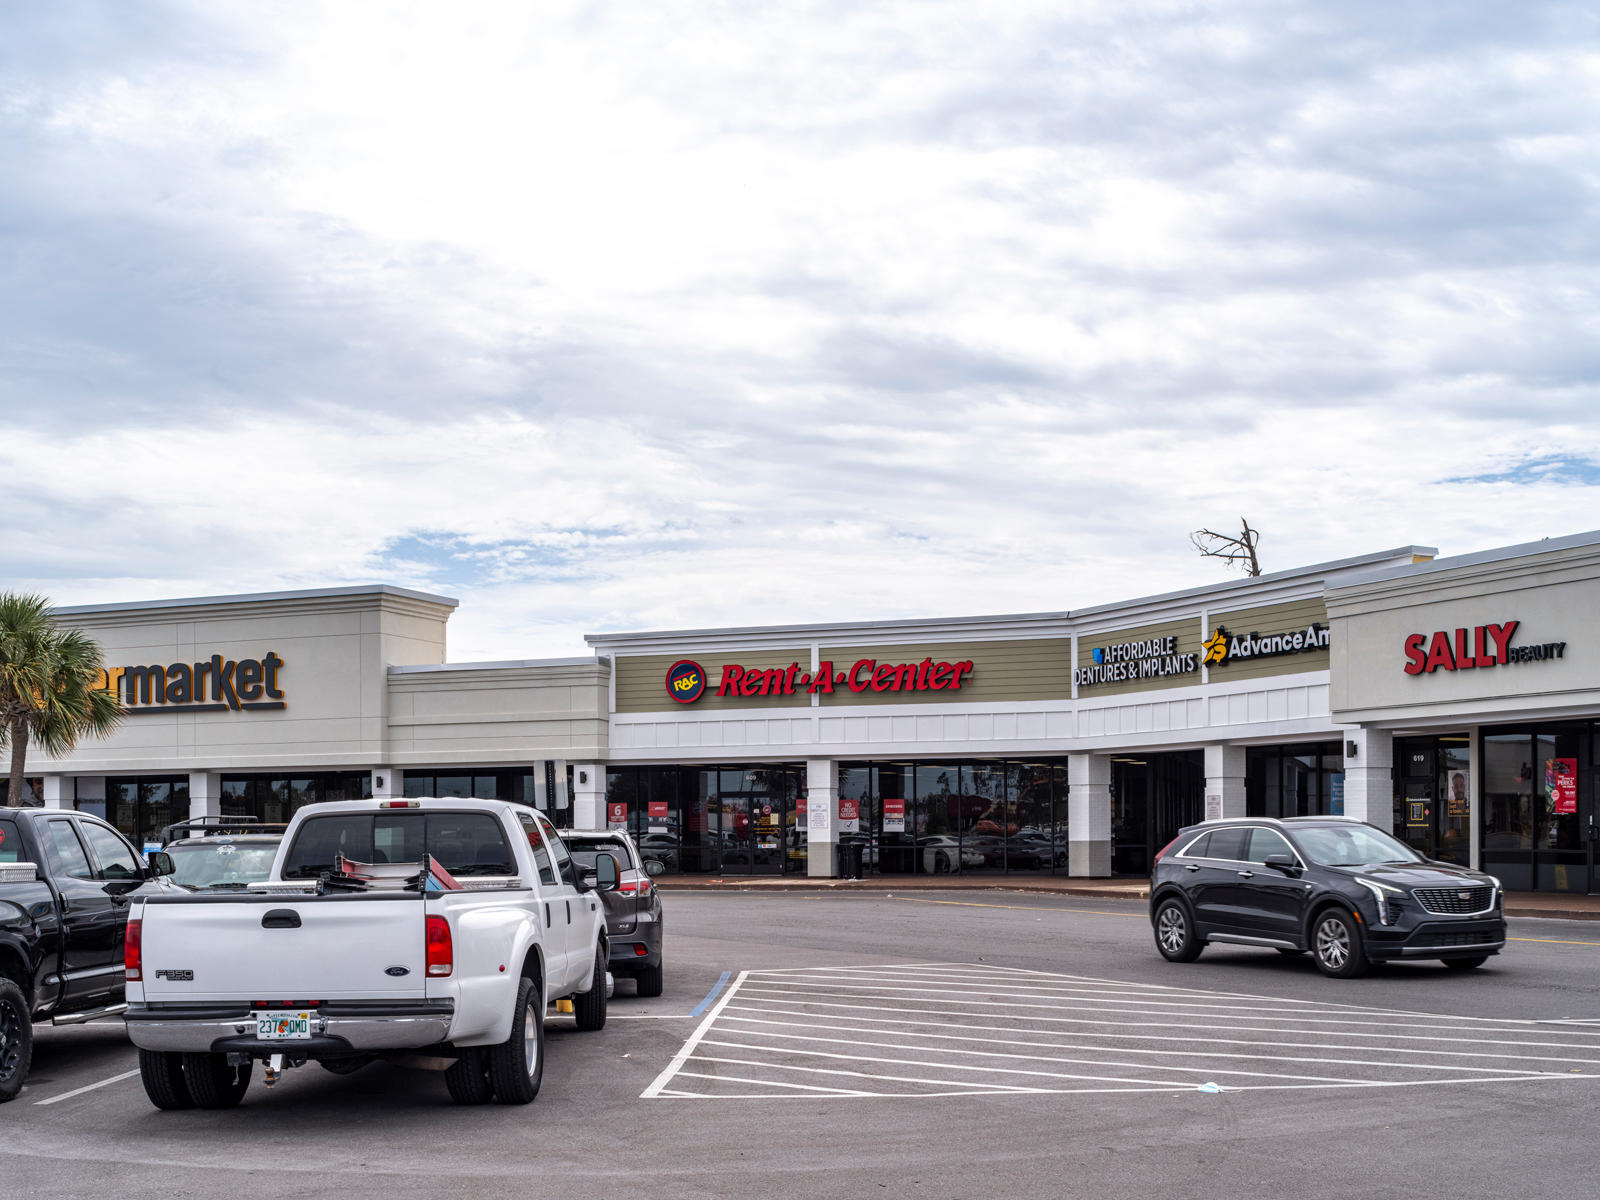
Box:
[1190,517,1262,576]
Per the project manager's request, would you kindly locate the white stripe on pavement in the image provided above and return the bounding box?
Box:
[33,1068,142,1107]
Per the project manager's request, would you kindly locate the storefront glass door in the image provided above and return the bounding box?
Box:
[1482,725,1593,893]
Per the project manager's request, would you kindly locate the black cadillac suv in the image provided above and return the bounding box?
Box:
[1149,817,1505,978]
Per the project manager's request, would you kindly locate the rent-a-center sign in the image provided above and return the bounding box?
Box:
[666,656,974,703]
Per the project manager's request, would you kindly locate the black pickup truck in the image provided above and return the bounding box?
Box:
[0,806,174,1101]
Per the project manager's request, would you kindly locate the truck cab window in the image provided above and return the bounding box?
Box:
[44,820,94,879]
[516,810,557,886]
[80,821,142,879]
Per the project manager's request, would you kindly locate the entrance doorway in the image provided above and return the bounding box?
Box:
[1111,751,1203,876]
[714,791,788,874]
[1482,725,1594,894]
[1394,736,1471,866]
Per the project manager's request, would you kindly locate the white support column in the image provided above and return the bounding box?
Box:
[1340,729,1393,832]
[1067,753,1112,878]
[371,768,405,800]
[40,776,68,810]
[1203,744,1247,820]
[572,763,605,830]
[806,759,839,878]
[188,772,221,830]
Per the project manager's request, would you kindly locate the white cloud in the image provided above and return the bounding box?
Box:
[1,0,1599,659]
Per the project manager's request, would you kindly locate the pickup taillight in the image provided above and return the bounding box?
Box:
[425,915,453,977]
[124,918,142,981]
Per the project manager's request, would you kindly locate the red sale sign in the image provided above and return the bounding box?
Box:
[838,798,859,821]
[648,801,668,820]
[607,802,627,826]
[1548,757,1578,815]
[883,797,906,833]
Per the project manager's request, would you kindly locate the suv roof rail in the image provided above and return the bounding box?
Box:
[159,816,286,843]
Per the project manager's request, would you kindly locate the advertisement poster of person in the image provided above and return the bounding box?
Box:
[1547,758,1578,815]
[1446,769,1469,817]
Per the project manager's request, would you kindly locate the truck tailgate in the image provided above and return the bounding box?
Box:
[138,895,429,1002]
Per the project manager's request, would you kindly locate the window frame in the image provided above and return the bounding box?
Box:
[44,818,96,879]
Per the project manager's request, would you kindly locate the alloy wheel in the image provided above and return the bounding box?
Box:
[1316,918,1350,969]
[523,1000,540,1076]
[0,995,21,1085]
[1157,906,1186,954]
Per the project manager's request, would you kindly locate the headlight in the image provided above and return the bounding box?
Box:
[1356,877,1404,925]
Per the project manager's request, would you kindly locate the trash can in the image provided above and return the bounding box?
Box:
[839,840,865,881]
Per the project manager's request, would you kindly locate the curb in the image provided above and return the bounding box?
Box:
[653,880,1599,919]
[655,879,1150,901]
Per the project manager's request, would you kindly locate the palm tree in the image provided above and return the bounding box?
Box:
[0,593,122,805]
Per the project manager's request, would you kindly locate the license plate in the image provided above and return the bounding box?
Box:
[256,1011,314,1040]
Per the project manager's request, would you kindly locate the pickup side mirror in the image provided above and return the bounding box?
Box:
[147,851,176,878]
[593,852,620,892]
[1263,853,1300,874]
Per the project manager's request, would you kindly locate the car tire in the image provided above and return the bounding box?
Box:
[0,979,34,1104]
[487,976,543,1105]
[1153,899,1203,963]
[444,1047,495,1104]
[1444,956,1490,971]
[635,961,664,998]
[138,1049,194,1110]
[182,1052,251,1109]
[934,853,950,874]
[1311,909,1369,978]
[573,946,608,1032]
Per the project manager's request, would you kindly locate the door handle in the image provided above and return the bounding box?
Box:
[565,900,572,925]
[261,909,302,929]
[1236,871,1254,879]
[1184,864,1200,872]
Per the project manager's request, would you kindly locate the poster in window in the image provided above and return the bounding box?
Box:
[838,796,860,834]
[1547,758,1578,815]
[882,797,906,833]
[1444,769,1468,818]
[1327,774,1345,817]
[647,800,669,833]
[607,801,627,829]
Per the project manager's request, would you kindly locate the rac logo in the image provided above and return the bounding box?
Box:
[666,659,707,704]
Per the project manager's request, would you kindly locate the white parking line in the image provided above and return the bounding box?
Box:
[33,1068,142,1107]
[645,963,1600,1101]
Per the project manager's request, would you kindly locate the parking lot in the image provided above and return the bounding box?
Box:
[7,891,1600,1200]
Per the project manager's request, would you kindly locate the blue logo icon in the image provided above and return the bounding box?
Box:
[1092,647,1105,665]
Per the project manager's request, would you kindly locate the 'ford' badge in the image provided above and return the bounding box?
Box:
[385,966,410,977]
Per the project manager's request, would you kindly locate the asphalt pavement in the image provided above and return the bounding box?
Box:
[5,891,1599,1199]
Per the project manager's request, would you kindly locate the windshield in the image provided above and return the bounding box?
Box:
[168,841,281,889]
[566,842,633,872]
[1292,825,1424,868]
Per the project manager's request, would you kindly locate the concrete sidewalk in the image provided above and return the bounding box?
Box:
[655,873,1600,920]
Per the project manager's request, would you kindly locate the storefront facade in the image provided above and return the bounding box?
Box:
[14,532,1596,891]
[586,544,1434,878]
[1327,529,1600,894]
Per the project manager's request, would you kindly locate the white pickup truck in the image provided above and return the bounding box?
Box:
[122,798,617,1109]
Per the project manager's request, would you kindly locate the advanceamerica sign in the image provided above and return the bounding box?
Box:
[1202,622,1330,667]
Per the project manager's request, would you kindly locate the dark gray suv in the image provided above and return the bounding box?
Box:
[564,831,664,997]
[1149,817,1506,978]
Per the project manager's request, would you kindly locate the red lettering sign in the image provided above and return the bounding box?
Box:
[707,657,974,699]
[648,801,668,820]
[1405,621,1525,673]
[838,798,860,821]
[607,802,627,825]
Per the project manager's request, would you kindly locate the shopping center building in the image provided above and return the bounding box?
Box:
[11,530,1599,894]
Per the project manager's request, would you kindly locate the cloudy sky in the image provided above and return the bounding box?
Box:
[2,1,1598,660]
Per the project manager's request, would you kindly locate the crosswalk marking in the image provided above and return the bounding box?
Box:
[644,963,1600,1100]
